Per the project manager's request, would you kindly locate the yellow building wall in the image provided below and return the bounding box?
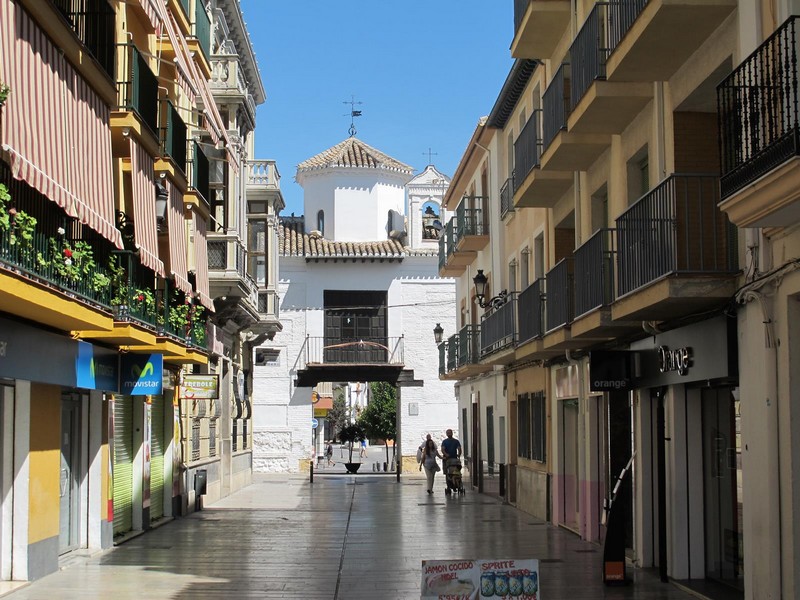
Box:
[28,384,61,544]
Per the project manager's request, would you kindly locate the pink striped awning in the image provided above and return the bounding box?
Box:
[159,7,197,102]
[0,0,123,249]
[165,179,192,295]
[137,0,162,31]
[129,138,165,277]
[192,212,214,311]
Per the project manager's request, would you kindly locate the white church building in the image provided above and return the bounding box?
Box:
[251,137,458,473]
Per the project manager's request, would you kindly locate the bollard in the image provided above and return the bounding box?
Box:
[499,464,506,498]
[383,462,387,472]
[310,461,314,483]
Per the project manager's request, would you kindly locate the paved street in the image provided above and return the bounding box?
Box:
[2,474,697,600]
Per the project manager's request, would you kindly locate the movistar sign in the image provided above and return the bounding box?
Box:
[120,354,163,395]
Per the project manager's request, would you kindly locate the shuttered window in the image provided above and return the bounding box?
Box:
[150,397,165,521]
[113,396,134,535]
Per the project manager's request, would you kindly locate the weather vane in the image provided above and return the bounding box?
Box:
[343,95,363,137]
[423,147,438,165]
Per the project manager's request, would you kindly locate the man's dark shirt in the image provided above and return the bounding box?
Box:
[442,437,461,458]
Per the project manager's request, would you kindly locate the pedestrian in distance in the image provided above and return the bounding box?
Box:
[359,438,368,459]
[419,435,443,494]
[325,441,335,467]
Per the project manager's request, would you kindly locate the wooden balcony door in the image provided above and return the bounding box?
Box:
[324,290,387,363]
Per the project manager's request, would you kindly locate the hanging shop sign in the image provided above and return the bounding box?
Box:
[590,316,736,391]
[180,374,219,399]
[0,316,119,391]
[120,354,163,395]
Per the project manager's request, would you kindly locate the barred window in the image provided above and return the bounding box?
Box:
[517,391,546,462]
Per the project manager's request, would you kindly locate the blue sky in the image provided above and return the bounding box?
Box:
[240,1,514,217]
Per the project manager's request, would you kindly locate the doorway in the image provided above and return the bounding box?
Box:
[59,394,81,554]
[560,398,579,531]
[702,386,743,591]
[486,406,494,474]
[1,384,13,579]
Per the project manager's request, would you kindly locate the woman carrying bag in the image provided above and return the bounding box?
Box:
[420,435,443,494]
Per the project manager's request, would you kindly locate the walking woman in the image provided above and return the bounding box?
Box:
[420,435,443,494]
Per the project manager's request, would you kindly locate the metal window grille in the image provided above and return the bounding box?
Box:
[191,419,201,461]
[207,240,226,269]
[209,420,217,457]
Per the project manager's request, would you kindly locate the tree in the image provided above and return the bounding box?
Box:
[326,387,348,442]
[357,382,397,465]
[338,423,366,464]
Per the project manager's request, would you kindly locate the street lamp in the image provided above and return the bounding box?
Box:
[473,269,508,309]
[433,323,444,344]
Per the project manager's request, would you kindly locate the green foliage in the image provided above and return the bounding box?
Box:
[108,254,128,306]
[0,185,37,255]
[0,83,9,107]
[190,305,206,342]
[132,287,157,319]
[0,184,10,231]
[357,382,397,443]
[326,388,348,442]
[49,237,97,282]
[338,423,366,463]
[168,292,191,333]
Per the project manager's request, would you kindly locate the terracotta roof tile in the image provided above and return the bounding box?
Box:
[279,217,437,259]
[297,137,414,174]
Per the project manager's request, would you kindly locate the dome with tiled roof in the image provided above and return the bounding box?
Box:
[296,137,414,175]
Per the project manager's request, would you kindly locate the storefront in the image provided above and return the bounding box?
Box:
[591,315,740,595]
[0,316,118,580]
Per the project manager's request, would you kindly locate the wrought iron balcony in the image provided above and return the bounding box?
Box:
[500,176,515,219]
[161,100,187,173]
[514,110,542,192]
[545,257,574,332]
[570,4,612,113]
[116,44,159,138]
[480,294,518,357]
[616,174,737,297]
[52,0,115,79]
[189,141,211,204]
[457,324,481,367]
[439,341,448,376]
[455,195,489,242]
[517,279,545,344]
[574,229,615,318]
[293,336,405,387]
[718,16,800,199]
[512,0,571,60]
[543,63,570,153]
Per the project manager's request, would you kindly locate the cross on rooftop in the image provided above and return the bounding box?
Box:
[342,95,363,137]
[423,147,438,165]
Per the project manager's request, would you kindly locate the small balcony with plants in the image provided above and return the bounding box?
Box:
[511,0,570,60]
[513,109,572,209]
[0,174,116,332]
[612,173,738,322]
[717,16,800,228]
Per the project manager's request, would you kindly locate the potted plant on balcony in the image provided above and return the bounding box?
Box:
[338,423,366,474]
[0,83,9,108]
[168,294,191,338]
[108,254,129,317]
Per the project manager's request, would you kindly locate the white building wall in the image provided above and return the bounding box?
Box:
[251,256,457,473]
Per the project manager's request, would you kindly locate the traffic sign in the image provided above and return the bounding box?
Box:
[311,418,319,429]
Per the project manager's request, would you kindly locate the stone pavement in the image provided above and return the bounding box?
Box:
[2,473,698,600]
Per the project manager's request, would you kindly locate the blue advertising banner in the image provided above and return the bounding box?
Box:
[120,354,163,395]
[76,341,119,391]
[0,316,119,391]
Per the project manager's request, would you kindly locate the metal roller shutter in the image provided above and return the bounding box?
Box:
[150,397,165,521]
[113,396,134,535]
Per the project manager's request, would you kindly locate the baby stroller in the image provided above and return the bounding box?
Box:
[444,457,465,495]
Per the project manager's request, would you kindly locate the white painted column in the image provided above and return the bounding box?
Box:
[131,396,144,531]
[12,381,30,580]
[87,391,104,550]
[1,385,15,580]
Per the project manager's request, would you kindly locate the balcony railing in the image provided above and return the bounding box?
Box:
[456,195,488,237]
[616,174,737,297]
[247,160,280,189]
[193,0,211,59]
[210,54,248,96]
[116,44,159,137]
[111,251,159,329]
[480,294,518,357]
[570,4,613,112]
[162,100,187,172]
[53,0,115,79]
[543,63,570,152]
[258,290,279,317]
[500,176,514,219]
[517,278,545,344]
[438,235,447,271]
[514,0,529,33]
[444,219,456,259]
[458,324,481,366]
[190,141,211,204]
[207,235,247,279]
[514,110,542,192]
[718,16,800,199]
[545,257,574,331]
[445,334,458,371]
[608,0,649,50]
[574,228,616,317]
[439,342,447,376]
[295,336,404,371]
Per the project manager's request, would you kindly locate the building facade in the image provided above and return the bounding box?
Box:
[252,137,457,473]
[0,0,278,582]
